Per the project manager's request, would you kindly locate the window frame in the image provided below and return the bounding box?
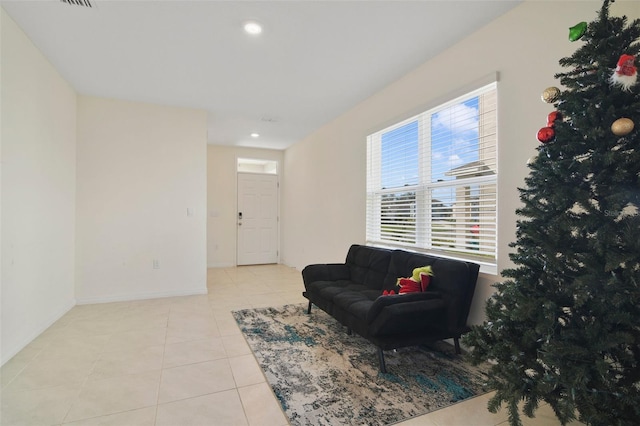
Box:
[366,81,498,274]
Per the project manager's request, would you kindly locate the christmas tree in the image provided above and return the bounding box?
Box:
[463,1,640,425]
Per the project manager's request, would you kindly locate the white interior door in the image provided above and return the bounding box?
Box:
[237,173,279,265]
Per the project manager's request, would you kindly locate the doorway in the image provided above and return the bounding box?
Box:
[236,159,279,266]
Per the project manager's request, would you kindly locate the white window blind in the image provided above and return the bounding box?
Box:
[366,82,497,265]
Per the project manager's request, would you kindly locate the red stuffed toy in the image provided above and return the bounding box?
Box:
[382,266,433,296]
[398,272,431,293]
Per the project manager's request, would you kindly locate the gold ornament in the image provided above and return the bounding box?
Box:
[541,87,560,104]
[611,117,635,136]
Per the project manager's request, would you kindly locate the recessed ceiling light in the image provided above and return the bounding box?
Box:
[243,21,263,35]
[251,133,260,138]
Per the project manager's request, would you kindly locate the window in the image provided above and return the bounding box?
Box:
[366,82,497,267]
[237,158,278,174]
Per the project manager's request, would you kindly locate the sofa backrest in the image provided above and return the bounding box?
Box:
[345,244,392,290]
[346,244,480,329]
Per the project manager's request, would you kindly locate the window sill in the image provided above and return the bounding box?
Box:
[367,242,497,275]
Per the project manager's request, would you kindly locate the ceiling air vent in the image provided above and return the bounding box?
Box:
[60,0,94,8]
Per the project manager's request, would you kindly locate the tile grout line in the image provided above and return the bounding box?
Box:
[214,283,256,426]
[152,305,171,425]
[59,313,118,425]
[0,347,41,391]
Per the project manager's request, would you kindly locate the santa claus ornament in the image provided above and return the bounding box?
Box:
[609,54,637,91]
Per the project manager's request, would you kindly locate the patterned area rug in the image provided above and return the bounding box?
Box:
[232,304,490,426]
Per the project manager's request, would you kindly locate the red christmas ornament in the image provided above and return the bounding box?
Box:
[537,126,555,143]
[547,111,563,127]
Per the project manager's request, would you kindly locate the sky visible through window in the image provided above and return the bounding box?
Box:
[381,121,419,189]
[381,97,480,189]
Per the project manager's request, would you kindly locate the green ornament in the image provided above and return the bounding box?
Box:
[569,21,587,41]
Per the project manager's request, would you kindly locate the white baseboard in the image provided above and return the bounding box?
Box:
[75,286,208,305]
[1,298,76,367]
[207,262,236,268]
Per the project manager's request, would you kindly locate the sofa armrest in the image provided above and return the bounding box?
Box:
[366,292,442,323]
[367,294,448,337]
[302,264,351,285]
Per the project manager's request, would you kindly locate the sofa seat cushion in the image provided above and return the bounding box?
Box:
[306,279,348,291]
[332,287,379,321]
[317,285,350,301]
[306,279,351,295]
[308,280,372,297]
[308,280,380,321]
[368,298,447,336]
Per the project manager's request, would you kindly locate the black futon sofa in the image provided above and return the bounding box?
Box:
[302,244,480,372]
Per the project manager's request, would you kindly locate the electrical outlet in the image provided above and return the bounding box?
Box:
[153,259,160,269]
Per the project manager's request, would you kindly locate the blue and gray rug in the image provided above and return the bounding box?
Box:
[233,304,489,426]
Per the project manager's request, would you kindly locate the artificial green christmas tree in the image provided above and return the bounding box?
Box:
[463,1,640,425]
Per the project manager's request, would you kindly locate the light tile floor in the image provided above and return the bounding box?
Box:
[1,265,579,425]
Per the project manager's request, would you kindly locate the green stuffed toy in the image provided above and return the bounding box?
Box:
[411,265,433,284]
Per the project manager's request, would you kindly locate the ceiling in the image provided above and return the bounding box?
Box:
[2,0,521,150]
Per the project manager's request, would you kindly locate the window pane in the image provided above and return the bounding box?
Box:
[381,191,416,243]
[431,183,496,259]
[431,97,481,183]
[381,121,419,189]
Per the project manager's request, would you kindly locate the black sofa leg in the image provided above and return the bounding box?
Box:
[378,348,387,374]
[454,337,461,354]
[307,301,312,314]
[346,327,352,335]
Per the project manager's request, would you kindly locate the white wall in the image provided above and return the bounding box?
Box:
[1,9,77,364]
[281,0,640,325]
[75,96,208,303]
[207,145,283,267]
